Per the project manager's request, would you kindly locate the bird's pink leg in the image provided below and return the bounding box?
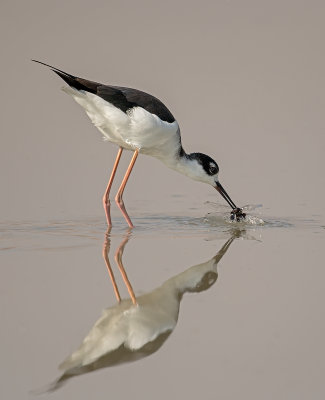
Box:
[114,232,137,305]
[102,228,121,302]
[115,149,139,228]
[103,147,123,226]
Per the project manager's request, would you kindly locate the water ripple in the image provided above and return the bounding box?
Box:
[0,206,322,252]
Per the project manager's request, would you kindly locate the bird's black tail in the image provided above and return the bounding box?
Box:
[32,59,78,84]
[32,59,98,93]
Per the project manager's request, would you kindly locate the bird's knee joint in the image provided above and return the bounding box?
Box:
[115,196,123,207]
[103,196,111,206]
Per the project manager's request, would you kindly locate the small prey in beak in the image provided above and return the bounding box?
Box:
[215,182,246,221]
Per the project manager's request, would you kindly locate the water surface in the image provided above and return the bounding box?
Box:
[1,206,324,399]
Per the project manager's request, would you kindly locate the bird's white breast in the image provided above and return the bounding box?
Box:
[63,86,180,160]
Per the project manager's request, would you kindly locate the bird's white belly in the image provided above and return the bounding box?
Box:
[63,87,180,158]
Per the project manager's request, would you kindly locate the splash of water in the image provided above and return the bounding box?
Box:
[204,202,265,226]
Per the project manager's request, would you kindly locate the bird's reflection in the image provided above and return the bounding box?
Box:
[47,228,241,391]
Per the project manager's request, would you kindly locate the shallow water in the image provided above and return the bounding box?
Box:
[1,205,325,399]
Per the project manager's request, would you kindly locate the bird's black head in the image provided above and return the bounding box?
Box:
[188,153,219,180]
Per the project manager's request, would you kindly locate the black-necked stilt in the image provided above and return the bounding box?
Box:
[33,60,245,227]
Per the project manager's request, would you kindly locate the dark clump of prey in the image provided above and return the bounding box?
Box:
[230,208,246,221]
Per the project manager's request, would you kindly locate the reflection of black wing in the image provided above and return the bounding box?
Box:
[45,331,172,393]
[33,60,176,123]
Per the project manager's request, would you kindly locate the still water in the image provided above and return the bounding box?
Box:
[1,203,324,399]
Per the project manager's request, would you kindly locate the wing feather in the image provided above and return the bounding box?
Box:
[33,60,175,123]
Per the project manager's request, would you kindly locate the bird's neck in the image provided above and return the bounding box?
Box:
[163,257,218,295]
[160,148,203,182]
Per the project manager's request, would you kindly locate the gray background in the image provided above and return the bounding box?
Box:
[1,0,324,220]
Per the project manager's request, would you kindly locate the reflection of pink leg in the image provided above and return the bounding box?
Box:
[115,150,139,228]
[102,147,123,226]
[102,228,121,303]
[115,232,137,305]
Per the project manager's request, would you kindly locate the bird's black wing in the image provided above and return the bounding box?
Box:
[99,86,175,123]
[33,60,176,123]
[119,87,176,123]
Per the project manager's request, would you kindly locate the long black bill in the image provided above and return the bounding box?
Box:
[215,182,237,210]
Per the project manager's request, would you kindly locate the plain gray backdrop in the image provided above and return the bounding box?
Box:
[1,0,324,221]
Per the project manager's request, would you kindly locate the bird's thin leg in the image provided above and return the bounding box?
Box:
[103,147,123,226]
[102,228,121,303]
[114,231,137,305]
[115,149,139,228]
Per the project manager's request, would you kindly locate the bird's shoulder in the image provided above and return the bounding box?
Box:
[98,85,176,124]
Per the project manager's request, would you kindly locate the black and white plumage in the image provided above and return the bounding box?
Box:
[33,60,244,226]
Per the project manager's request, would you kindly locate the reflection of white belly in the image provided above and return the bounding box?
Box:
[59,289,179,371]
[63,86,180,158]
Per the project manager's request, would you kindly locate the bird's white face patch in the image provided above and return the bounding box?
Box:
[174,158,219,186]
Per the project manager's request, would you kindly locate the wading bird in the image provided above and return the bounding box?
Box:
[33,60,245,227]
